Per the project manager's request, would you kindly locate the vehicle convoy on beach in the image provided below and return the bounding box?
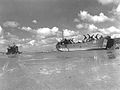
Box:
[56,34,120,52]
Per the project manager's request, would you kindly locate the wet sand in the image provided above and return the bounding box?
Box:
[0,50,120,90]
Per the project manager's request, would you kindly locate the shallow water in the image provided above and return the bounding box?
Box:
[0,50,120,90]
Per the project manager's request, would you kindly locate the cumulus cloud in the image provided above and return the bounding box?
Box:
[0,26,3,34]
[76,23,89,29]
[4,32,21,44]
[76,24,84,29]
[0,39,8,45]
[21,26,33,32]
[41,38,57,45]
[97,0,120,5]
[21,37,58,51]
[76,23,98,32]
[32,20,38,24]
[97,0,120,22]
[19,26,81,41]
[74,18,80,22]
[97,0,116,5]
[96,0,120,36]
[116,4,120,12]
[88,24,98,31]
[63,29,79,37]
[3,21,19,28]
[0,26,4,38]
[111,3,120,24]
[34,27,82,44]
[75,23,120,36]
[98,26,120,35]
[35,27,80,44]
[78,11,113,23]
[111,4,120,15]
[75,10,119,35]
[27,40,36,46]
[36,27,59,39]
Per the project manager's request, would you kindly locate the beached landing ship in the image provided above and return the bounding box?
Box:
[56,34,116,52]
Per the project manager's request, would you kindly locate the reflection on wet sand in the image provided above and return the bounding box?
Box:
[0,50,120,90]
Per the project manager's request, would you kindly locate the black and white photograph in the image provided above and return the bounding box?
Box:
[0,0,120,90]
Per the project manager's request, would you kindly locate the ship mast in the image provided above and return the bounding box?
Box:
[62,29,64,40]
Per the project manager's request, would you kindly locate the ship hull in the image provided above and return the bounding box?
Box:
[56,38,107,52]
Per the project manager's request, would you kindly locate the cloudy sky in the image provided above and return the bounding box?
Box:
[0,0,120,52]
